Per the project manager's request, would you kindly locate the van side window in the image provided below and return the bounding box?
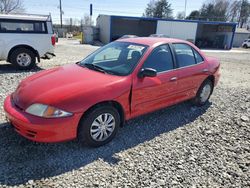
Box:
[0,20,46,33]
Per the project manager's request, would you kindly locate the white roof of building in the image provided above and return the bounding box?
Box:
[0,14,51,21]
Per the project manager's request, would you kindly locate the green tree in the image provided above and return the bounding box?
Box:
[199,0,229,21]
[144,0,173,19]
[176,11,185,19]
[228,0,242,22]
[186,10,200,20]
[239,0,250,28]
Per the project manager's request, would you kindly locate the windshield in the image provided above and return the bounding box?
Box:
[79,41,148,76]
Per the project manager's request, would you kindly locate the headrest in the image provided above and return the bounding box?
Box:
[131,51,141,60]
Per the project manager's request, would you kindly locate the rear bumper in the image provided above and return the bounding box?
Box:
[4,95,82,143]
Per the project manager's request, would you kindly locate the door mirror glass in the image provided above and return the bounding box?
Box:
[138,68,157,78]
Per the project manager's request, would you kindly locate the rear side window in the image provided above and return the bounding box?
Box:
[193,49,204,63]
[173,43,196,68]
[143,44,174,73]
[0,20,46,33]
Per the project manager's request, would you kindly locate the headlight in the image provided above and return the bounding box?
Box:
[25,104,73,118]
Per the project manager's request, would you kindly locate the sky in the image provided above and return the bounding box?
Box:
[23,0,204,24]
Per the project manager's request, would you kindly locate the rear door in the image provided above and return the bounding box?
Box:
[171,43,208,100]
[131,44,179,117]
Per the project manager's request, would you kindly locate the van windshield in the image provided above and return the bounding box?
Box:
[79,41,148,76]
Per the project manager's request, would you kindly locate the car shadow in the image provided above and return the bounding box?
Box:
[0,64,44,74]
[0,101,211,186]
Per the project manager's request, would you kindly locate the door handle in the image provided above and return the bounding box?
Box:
[170,77,178,81]
[203,69,209,73]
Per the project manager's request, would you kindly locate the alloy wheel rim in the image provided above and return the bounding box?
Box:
[16,53,31,67]
[90,113,115,142]
[200,84,211,103]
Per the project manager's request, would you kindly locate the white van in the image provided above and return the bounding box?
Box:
[0,14,56,70]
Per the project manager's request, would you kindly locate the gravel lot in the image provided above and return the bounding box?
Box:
[0,39,249,188]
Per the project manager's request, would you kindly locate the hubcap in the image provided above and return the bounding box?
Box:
[90,113,115,142]
[200,84,211,103]
[16,53,31,67]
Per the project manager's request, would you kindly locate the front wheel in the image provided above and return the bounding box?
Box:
[9,48,36,70]
[78,105,120,147]
[193,79,213,106]
[243,44,248,49]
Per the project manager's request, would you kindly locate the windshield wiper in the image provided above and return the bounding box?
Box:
[84,63,106,73]
[84,63,115,75]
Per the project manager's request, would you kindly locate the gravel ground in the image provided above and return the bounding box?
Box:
[0,39,249,187]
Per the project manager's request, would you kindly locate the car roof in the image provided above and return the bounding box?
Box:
[117,37,188,46]
[0,14,50,21]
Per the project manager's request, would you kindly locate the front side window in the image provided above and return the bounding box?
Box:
[173,43,196,68]
[0,20,46,33]
[80,42,148,76]
[143,44,174,73]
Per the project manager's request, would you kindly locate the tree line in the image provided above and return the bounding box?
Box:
[0,0,24,14]
[144,0,250,28]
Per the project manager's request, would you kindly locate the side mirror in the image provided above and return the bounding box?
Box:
[138,68,157,78]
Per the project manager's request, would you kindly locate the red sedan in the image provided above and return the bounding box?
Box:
[4,37,220,147]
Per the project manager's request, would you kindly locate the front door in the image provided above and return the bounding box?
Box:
[131,44,179,118]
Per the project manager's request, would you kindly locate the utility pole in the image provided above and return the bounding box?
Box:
[59,0,63,28]
[184,0,187,19]
[90,4,93,26]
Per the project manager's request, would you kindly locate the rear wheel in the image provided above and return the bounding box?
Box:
[9,48,36,70]
[78,105,120,147]
[193,79,213,106]
[243,44,248,49]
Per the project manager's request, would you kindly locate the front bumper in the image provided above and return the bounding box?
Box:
[4,95,82,143]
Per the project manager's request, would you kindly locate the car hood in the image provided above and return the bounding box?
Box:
[12,64,128,111]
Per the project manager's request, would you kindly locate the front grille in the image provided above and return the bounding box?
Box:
[26,130,37,138]
[12,122,37,138]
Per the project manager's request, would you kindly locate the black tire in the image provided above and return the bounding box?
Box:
[193,79,213,107]
[9,48,36,70]
[78,105,120,147]
[243,44,248,49]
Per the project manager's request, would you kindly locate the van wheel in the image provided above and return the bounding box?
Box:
[193,79,213,106]
[243,44,248,49]
[78,105,120,147]
[10,48,36,70]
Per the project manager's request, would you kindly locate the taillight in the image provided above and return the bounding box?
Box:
[51,35,56,46]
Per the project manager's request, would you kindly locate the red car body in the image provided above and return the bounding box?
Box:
[4,37,220,143]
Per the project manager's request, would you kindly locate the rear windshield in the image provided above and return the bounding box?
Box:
[0,20,47,33]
